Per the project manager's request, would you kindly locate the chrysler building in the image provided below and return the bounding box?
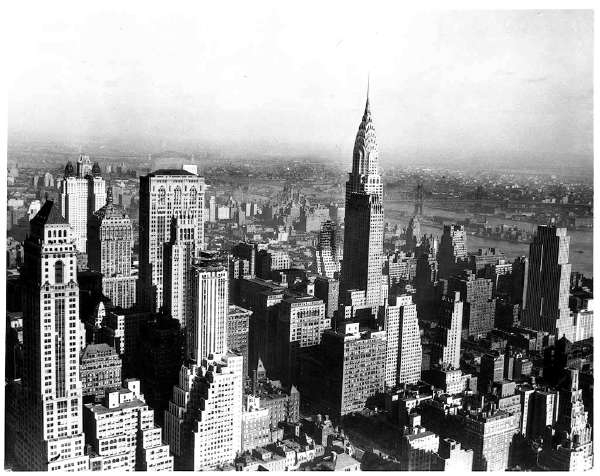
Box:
[340,85,385,307]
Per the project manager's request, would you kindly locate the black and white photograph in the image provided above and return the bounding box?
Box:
[2,1,595,472]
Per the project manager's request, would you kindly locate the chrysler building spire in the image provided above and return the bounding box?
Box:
[340,83,385,308]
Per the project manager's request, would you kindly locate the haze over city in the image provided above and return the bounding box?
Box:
[7,4,593,170]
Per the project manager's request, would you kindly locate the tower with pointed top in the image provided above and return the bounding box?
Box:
[13,200,89,470]
[339,85,385,308]
[88,190,136,309]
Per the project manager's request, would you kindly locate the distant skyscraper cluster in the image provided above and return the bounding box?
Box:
[4,87,593,472]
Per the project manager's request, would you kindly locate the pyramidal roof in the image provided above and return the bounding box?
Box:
[31,200,68,226]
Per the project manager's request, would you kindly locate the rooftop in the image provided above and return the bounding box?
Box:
[85,397,147,414]
[146,168,196,177]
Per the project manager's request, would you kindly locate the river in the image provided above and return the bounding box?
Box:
[385,201,593,278]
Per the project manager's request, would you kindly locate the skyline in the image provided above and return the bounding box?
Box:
[7,5,593,170]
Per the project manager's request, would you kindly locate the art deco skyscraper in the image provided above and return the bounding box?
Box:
[14,200,89,470]
[187,252,229,363]
[163,215,201,324]
[88,188,136,309]
[340,86,384,307]
[60,155,106,252]
[138,169,206,312]
[522,226,572,335]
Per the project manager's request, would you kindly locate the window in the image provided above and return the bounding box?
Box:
[55,261,64,284]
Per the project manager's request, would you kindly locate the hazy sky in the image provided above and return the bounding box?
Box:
[7,4,593,168]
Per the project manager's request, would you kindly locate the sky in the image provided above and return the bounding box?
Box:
[6,3,594,169]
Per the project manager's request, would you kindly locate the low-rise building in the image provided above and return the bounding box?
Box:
[84,379,173,471]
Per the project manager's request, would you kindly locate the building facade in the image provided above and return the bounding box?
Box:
[80,343,122,400]
[188,253,229,363]
[227,304,252,378]
[431,291,463,369]
[163,215,201,324]
[87,189,136,309]
[60,156,106,252]
[138,169,206,311]
[339,88,384,307]
[321,321,386,416]
[522,226,572,335]
[14,200,89,470]
[84,379,173,471]
[315,220,340,279]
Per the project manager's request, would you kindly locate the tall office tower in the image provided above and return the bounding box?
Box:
[208,195,217,223]
[164,354,243,470]
[340,86,384,307]
[87,162,106,219]
[527,389,559,439]
[84,379,173,471]
[44,171,55,188]
[138,169,206,311]
[135,317,185,420]
[382,294,422,387]
[404,216,422,254]
[438,225,468,279]
[540,369,593,471]
[227,304,252,378]
[522,226,572,335]
[14,200,89,470]
[415,251,439,319]
[237,278,287,374]
[414,182,424,216]
[314,276,340,319]
[274,295,329,385]
[187,252,229,363]
[87,189,136,309]
[431,291,463,369]
[320,321,386,416]
[449,270,496,338]
[315,220,340,278]
[396,294,423,385]
[60,156,106,252]
[163,215,201,323]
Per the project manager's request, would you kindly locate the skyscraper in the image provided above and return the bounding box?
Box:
[449,270,496,338]
[138,169,206,312]
[320,321,386,416]
[60,157,106,253]
[14,200,89,470]
[87,188,136,309]
[382,294,423,388]
[340,86,384,307]
[187,252,229,363]
[315,220,340,278]
[431,291,463,370]
[163,215,201,323]
[438,225,468,279]
[522,226,572,336]
[164,354,244,470]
